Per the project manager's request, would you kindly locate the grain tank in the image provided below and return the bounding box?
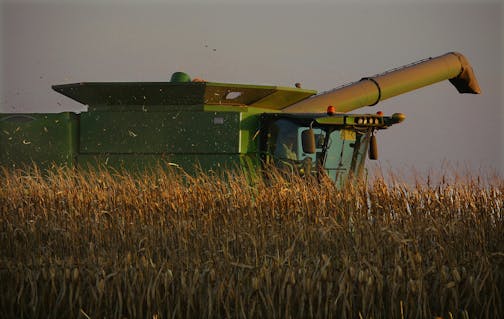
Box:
[0,52,480,185]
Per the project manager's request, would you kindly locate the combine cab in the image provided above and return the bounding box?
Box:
[0,52,480,184]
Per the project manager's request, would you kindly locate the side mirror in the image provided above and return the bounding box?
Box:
[369,133,378,160]
[301,128,316,154]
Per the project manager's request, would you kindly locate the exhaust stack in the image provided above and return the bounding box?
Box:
[284,52,480,114]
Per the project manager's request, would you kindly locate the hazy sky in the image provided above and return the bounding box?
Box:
[1,0,502,175]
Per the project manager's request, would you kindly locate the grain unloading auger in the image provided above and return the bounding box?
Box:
[0,52,480,186]
[282,51,480,173]
[284,51,480,114]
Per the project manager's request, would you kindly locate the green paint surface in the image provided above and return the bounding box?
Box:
[77,153,256,175]
[79,111,240,154]
[0,113,78,168]
[54,82,315,111]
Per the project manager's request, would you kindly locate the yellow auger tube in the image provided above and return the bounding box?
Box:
[284,52,481,114]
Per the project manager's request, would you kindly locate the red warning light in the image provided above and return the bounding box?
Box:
[327,105,336,115]
[376,111,383,116]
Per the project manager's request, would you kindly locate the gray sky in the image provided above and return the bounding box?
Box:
[1,0,502,175]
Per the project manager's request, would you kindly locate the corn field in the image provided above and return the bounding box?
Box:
[0,166,503,319]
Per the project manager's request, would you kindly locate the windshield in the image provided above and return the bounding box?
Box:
[266,118,370,185]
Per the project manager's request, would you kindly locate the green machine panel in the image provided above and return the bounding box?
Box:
[79,111,240,154]
[77,154,250,174]
[52,82,316,111]
[0,113,78,168]
[53,82,207,107]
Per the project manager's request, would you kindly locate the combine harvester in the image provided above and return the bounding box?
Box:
[0,52,480,185]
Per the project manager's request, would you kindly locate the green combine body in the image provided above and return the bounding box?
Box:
[0,52,480,184]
